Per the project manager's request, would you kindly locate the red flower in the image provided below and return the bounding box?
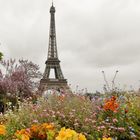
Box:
[125,108,128,114]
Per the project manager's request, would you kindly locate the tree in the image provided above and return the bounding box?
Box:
[0,52,3,60]
[0,59,42,99]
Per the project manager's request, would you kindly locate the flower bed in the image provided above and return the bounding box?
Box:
[0,92,140,139]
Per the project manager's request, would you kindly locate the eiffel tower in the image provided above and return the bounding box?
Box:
[40,3,69,92]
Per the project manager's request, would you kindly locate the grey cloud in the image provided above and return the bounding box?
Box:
[0,0,140,92]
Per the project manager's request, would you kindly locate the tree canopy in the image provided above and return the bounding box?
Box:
[0,59,42,99]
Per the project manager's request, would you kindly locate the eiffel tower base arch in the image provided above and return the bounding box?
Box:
[39,79,70,93]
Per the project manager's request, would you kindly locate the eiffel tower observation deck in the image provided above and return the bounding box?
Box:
[39,3,69,92]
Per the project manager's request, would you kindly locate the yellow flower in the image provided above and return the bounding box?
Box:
[0,125,6,135]
[78,133,86,140]
[56,127,86,140]
[102,137,112,140]
[56,127,75,140]
[21,134,30,140]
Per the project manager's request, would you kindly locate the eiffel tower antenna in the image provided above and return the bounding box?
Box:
[39,3,69,92]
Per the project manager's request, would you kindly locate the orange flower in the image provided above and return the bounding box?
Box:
[103,96,119,112]
[59,95,65,101]
[15,129,30,140]
[30,123,55,139]
[41,123,54,130]
[0,125,6,135]
[30,124,39,133]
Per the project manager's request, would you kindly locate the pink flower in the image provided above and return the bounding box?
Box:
[118,127,125,132]
[96,106,102,111]
[113,118,118,123]
[84,118,89,122]
[60,114,65,118]
[93,113,97,116]
[26,128,30,133]
[100,126,105,129]
[98,126,105,130]
[32,119,38,123]
[45,113,49,117]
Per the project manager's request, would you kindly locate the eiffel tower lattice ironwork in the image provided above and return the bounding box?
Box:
[40,3,69,91]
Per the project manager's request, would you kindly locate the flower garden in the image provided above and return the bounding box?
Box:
[0,59,140,140]
[0,91,140,140]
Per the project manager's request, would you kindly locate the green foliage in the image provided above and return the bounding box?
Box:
[0,52,3,60]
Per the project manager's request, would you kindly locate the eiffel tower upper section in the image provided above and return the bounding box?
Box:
[48,3,58,59]
[40,3,69,91]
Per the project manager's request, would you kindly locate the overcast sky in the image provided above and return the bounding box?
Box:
[0,0,140,92]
